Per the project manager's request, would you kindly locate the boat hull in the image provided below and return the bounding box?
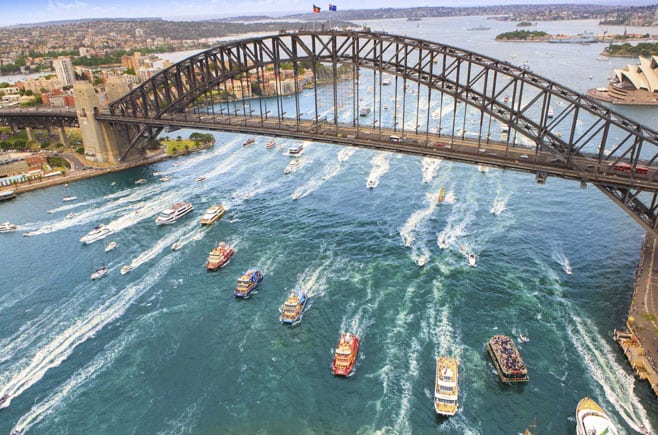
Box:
[332,333,359,376]
[280,298,307,324]
[434,356,459,416]
[576,397,619,435]
[234,270,264,298]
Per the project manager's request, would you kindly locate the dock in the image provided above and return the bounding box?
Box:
[615,233,658,396]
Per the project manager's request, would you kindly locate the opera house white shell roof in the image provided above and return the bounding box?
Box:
[615,55,658,92]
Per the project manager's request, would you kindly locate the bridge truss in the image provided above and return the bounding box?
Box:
[100,30,658,234]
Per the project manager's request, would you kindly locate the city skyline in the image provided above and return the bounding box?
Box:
[2,0,654,27]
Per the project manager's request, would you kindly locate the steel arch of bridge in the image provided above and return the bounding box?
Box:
[103,30,658,234]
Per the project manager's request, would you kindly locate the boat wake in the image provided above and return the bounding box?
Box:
[0,255,175,412]
[565,310,652,433]
[400,193,438,248]
[551,247,573,275]
[337,148,355,162]
[365,153,390,189]
[297,257,333,299]
[421,157,441,184]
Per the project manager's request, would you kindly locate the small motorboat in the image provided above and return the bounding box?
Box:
[91,263,109,280]
[265,140,276,149]
[0,394,9,407]
[196,176,206,182]
[291,191,302,201]
[171,241,183,251]
[438,235,448,249]
[417,256,428,267]
[564,262,573,275]
[284,159,303,174]
[366,178,377,189]
[468,253,477,267]
[65,212,77,219]
[120,265,133,275]
[206,241,234,271]
[0,221,18,232]
[134,178,147,185]
[243,137,256,147]
[104,241,118,253]
[332,332,360,376]
[159,175,172,182]
[519,334,530,343]
[62,195,77,202]
[279,287,307,324]
[234,269,264,298]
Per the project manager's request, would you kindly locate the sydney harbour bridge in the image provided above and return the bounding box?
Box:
[2,30,658,235]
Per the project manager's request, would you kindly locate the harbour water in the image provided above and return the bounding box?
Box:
[1,16,657,434]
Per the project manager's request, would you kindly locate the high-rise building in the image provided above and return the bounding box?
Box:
[53,57,75,87]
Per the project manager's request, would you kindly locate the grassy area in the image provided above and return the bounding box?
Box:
[161,133,215,155]
[163,139,196,154]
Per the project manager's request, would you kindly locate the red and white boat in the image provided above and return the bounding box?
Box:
[205,242,234,271]
[332,332,359,376]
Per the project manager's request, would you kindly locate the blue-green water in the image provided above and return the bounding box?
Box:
[1,17,657,434]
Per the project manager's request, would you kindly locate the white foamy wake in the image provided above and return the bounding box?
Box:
[337,148,355,162]
[290,162,342,200]
[0,255,176,411]
[551,246,573,276]
[297,256,333,299]
[400,193,438,248]
[366,153,390,188]
[421,157,441,184]
[565,311,652,433]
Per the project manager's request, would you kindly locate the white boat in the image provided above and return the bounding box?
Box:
[359,106,371,117]
[0,221,18,232]
[265,140,276,149]
[576,397,619,435]
[547,107,554,118]
[120,265,133,275]
[196,176,206,182]
[91,263,109,280]
[288,143,304,156]
[104,241,118,253]
[438,235,448,249]
[65,212,77,219]
[417,255,428,267]
[366,178,377,189]
[159,175,172,182]
[291,191,302,200]
[477,165,489,173]
[134,178,147,185]
[382,78,391,86]
[62,195,77,202]
[155,202,194,225]
[564,261,573,275]
[434,356,459,416]
[284,159,303,174]
[80,224,113,245]
[171,241,183,251]
[519,333,530,343]
[468,253,476,266]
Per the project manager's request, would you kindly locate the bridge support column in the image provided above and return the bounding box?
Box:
[25,126,34,142]
[57,126,68,147]
[74,80,123,163]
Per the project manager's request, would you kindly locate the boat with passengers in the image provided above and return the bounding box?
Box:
[199,204,225,225]
[575,397,619,435]
[206,241,234,271]
[80,224,113,245]
[279,287,307,324]
[155,202,194,225]
[234,269,264,298]
[487,335,528,383]
[0,221,18,232]
[332,332,360,376]
[434,356,459,416]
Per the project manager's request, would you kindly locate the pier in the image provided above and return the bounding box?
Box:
[615,234,658,396]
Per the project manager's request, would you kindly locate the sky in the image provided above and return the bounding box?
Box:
[0,0,653,27]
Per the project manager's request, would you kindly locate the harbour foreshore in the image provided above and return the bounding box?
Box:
[615,233,658,397]
[2,150,170,196]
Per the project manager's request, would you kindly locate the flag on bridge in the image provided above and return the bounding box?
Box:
[313,4,321,13]
[329,4,337,11]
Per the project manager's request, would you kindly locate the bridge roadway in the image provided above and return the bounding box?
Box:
[96,110,657,191]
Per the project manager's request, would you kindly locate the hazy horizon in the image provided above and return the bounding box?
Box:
[2,1,656,27]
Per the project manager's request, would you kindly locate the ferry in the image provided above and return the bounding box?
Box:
[332,332,359,376]
[104,241,118,253]
[265,140,276,149]
[80,224,113,245]
[243,137,256,147]
[206,241,234,271]
[91,263,109,280]
[279,287,307,324]
[0,221,18,232]
[0,190,16,201]
[359,106,371,117]
[199,205,225,225]
[288,143,304,156]
[434,356,459,416]
[487,335,529,383]
[437,186,446,203]
[234,269,264,298]
[284,159,303,174]
[120,264,133,275]
[155,202,194,225]
[575,397,619,435]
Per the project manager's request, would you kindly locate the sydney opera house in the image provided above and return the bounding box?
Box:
[588,56,658,105]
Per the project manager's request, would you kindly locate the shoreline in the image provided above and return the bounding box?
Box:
[615,233,658,397]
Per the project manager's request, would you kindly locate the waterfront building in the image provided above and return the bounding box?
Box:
[588,55,658,105]
[53,57,75,88]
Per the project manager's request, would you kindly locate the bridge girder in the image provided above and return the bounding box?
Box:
[98,30,658,235]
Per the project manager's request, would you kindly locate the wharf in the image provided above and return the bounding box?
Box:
[615,233,658,396]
